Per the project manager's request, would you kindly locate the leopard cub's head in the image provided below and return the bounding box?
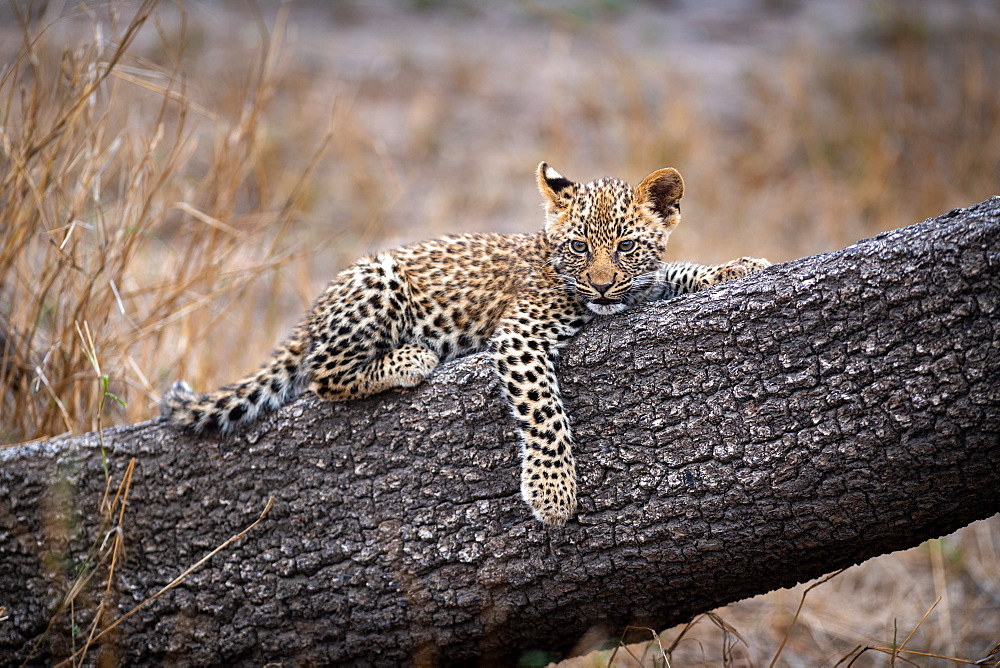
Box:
[537,162,683,315]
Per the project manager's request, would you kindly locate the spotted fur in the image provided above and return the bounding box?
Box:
[161,163,771,525]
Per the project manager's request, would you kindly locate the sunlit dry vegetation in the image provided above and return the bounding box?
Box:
[1,0,997,664]
[0,1,322,442]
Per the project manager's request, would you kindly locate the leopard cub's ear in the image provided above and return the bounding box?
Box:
[537,162,575,205]
[635,168,684,231]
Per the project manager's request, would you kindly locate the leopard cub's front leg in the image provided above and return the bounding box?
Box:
[657,257,772,298]
[492,316,581,526]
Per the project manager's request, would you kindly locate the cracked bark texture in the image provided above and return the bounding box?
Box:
[2,198,999,665]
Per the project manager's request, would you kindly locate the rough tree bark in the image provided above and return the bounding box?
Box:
[2,198,998,665]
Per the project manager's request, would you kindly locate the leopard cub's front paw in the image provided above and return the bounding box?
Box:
[521,466,577,526]
[529,494,576,526]
[735,256,772,272]
[714,256,772,282]
[730,256,773,274]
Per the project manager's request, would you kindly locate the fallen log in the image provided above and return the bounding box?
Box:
[1,197,998,665]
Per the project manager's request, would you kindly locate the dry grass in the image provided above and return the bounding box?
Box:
[0,1,325,443]
[1,0,998,664]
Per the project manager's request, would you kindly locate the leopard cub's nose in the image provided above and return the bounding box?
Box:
[589,280,613,296]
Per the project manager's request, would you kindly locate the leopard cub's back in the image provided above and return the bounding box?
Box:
[160,231,560,432]
[389,232,543,362]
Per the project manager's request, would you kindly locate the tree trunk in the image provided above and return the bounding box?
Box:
[2,198,998,666]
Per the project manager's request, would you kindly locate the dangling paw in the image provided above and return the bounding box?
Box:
[521,457,578,525]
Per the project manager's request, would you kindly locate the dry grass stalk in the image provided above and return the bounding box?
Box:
[769,568,847,667]
[22,457,135,665]
[53,496,274,667]
[606,626,671,668]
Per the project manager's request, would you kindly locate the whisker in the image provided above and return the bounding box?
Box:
[632,266,666,288]
[553,272,578,291]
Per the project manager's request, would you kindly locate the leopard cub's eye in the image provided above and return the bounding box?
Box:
[570,240,588,254]
[617,239,636,253]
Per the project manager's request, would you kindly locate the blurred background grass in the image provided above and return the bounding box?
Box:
[1,0,997,664]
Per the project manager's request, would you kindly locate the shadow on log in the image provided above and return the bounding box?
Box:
[2,198,999,665]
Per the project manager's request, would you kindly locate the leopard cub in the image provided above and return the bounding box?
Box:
[162,163,770,525]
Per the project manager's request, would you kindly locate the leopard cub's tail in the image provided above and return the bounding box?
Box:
[161,332,309,434]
